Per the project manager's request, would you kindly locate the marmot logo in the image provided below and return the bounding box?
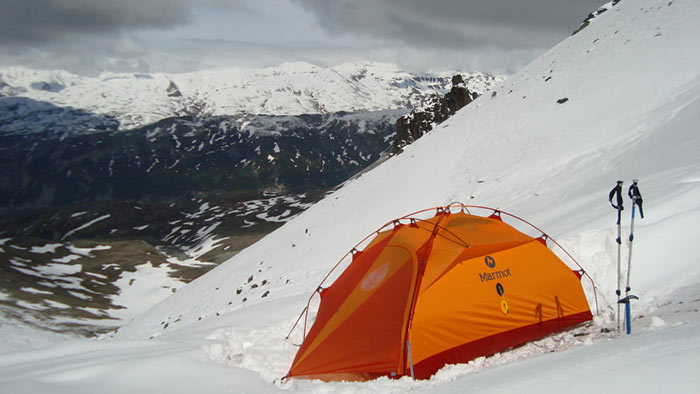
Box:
[479,268,512,282]
[485,255,496,268]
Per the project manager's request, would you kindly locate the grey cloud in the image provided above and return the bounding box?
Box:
[0,0,243,46]
[292,0,604,49]
[0,33,153,75]
[0,0,610,75]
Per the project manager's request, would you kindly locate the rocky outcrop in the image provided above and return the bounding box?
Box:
[573,0,621,35]
[391,75,478,154]
[166,81,183,97]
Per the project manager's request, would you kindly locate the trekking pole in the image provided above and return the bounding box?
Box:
[608,180,624,332]
[619,179,643,334]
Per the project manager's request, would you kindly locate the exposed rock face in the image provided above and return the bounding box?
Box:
[166,81,183,98]
[391,75,478,154]
[573,0,621,35]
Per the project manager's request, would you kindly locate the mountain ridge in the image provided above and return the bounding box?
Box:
[0,62,504,133]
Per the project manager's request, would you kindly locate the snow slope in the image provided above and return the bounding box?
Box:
[0,62,501,131]
[2,0,700,392]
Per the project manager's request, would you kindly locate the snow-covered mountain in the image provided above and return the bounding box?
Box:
[1,0,700,392]
[0,62,502,133]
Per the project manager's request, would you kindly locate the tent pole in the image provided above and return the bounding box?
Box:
[403,211,444,381]
[406,340,415,380]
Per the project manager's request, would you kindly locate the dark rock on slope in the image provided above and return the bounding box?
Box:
[392,75,479,154]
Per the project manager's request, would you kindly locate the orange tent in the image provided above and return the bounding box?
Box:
[286,205,595,381]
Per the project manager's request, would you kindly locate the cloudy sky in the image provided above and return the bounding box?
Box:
[0,0,604,75]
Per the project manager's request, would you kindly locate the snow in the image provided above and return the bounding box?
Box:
[0,62,501,132]
[29,244,63,254]
[0,339,277,394]
[9,266,43,277]
[44,300,71,310]
[109,262,186,323]
[9,257,30,266]
[50,255,81,264]
[20,287,53,295]
[67,291,91,301]
[1,0,700,392]
[66,245,111,256]
[0,322,71,356]
[15,300,49,311]
[60,215,111,241]
[39,262,82,276]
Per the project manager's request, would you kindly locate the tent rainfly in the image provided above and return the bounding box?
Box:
[286,205,596,381]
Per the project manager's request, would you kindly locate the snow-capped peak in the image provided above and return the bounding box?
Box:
[0,61,503,131]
